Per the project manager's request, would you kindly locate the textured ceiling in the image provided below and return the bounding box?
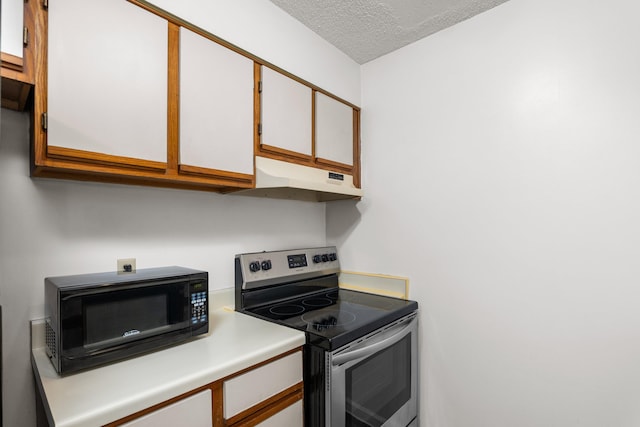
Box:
[268,0,511,64]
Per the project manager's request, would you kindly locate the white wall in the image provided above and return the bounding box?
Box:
[328,0,640,425]
[0,1,360,425]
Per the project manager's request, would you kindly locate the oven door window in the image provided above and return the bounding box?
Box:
[345,334,412,426]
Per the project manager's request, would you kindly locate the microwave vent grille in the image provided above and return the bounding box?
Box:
[45,321,57,359]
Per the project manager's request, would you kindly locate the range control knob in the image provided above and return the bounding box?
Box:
[261,260,272,271]
[249,261,261,272]
[313,255,322,264]
[329,253,337,261]
[321,254,329,262]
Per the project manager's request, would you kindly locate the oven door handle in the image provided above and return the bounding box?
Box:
[331,317,415,366]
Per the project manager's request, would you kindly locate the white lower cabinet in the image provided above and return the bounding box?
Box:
[224,351,303,419]
[255,400,304,427]
[111,349,303,427]
[121,390,212,427]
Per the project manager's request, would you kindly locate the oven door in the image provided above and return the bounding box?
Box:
[328,312,418,427]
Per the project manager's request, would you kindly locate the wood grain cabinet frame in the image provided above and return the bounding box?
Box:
[1,0,41,111]
[28,0,361,194]
[104,347,304,427]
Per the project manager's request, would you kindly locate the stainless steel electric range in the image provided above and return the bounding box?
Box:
[235,246,419,427]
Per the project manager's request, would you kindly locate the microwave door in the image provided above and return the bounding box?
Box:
[60,280,191,354]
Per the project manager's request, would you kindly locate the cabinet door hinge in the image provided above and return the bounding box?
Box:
[258,81,262,93]
[23,27,29,47]
[257,123,262,135]
[41,113,48,131]
[42,0,48,10]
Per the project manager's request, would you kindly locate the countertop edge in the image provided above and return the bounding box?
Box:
[31,293,305,427]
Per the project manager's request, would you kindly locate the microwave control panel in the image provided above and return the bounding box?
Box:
[190,283,208,325]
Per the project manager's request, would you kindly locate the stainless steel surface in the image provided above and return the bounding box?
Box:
[236,246,340,290]
[330,316,415,366]
[327,312,419,427]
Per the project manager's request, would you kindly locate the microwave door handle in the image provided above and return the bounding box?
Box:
[331,319,414,367]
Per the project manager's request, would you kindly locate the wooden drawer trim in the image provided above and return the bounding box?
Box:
[103,382,218,427]
[225,382,303,427]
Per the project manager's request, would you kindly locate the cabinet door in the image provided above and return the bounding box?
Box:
[260,67,312,159]
[224,351,303,419]
[315,92,354,168]
[1,0,23,58]
[255,400,303,427]
[120,389,212,427]
[179,27,254,176]
[48,0,168,164]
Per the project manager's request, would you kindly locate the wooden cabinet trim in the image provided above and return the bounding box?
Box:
[353,108,362,188]
[1,52,24,73]
[225,382,303,427]
[258,144,313,164]
[47,146,167,173]
[103,383,215,427]
[167,21,180,173]
[1,0,39,110]
[0,78,31,110]
[178,164,254,187]
[315,157,353,173]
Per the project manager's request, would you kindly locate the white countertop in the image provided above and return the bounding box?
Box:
[31,296,305,427]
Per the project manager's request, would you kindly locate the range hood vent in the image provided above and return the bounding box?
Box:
[235,156,363,202]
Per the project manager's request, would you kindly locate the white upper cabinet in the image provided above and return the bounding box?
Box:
[1,0,23,58]
[260,66,312,157]
[179,27,254,175]
[47,0,168,162]
[315,92,354,167]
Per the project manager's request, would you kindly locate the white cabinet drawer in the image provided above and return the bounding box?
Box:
[256,399,303,427]
[224,351,302,418]
[121,389,212,427]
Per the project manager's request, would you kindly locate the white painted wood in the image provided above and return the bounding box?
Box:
[179,28,254,174]
[261,67,312,156]
[315,92,354,166]
[47,0,167,162]
[30,308,305,427]
[121,390,212,427]
[1,0,23,58]
[255,400,303,427]
[224,351,302,418]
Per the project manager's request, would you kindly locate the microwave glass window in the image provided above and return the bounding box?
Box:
[345,334,412,426]
[82,283,189,348]
[84,294,168,345]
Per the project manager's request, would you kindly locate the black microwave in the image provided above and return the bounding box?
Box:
[44,266,208,375]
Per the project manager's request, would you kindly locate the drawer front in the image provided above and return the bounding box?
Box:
[121,389,212,427]
[255,400,303,427]
[224,351,302,418]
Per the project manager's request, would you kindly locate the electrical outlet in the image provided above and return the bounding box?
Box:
[117,258,136,273]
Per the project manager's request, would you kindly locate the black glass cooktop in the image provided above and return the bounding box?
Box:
[245,287,418,351]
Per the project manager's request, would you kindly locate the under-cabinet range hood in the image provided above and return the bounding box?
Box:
[236,156,363,202]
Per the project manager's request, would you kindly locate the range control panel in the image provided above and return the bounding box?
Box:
[236,246,340,290]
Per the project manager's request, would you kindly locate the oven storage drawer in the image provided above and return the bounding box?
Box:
[223,350,303,419]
